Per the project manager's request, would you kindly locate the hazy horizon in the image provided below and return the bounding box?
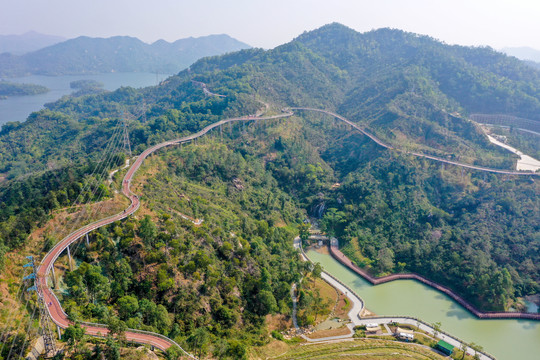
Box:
[0,30,249,45]
[2,0,540,50]
[5,29,540,54]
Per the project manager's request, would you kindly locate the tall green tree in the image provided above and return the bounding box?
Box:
[138,215,158,246]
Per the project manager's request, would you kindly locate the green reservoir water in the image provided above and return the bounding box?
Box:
[307,250,540,360]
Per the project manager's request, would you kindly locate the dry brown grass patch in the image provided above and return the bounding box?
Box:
[266,314,292,332]
[306,326,352,339]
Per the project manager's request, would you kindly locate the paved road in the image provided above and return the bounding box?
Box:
[293,237,359,342]
[36,109,294,355]
[478,124,540,137]
[293,236,364,325]
[291,107,539,176]
[191,80,226,98]
[290,276,355,342]
[319,272,363,327]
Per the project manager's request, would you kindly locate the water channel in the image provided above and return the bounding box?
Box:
[307,249,540,360]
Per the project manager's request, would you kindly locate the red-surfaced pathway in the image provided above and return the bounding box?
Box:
[35,105,537,354]
[36,111,293,353]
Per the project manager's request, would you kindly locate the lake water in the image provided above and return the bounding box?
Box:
[307,249,540,360]
[0,72,172,125]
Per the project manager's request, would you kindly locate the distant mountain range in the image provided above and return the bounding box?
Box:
[502,46,540,70]
[502,46,540,62]
[0,31,66,55]
[0,34,251,77]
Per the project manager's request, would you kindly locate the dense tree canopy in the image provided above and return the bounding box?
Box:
[1,23,539,358]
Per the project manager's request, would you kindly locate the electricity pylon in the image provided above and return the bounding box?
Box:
[25,256,57,358]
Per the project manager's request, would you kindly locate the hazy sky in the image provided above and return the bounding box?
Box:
[2,0,540,49]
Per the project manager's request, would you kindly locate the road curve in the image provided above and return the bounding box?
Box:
[291,107,539,176]
[35,110,293,355]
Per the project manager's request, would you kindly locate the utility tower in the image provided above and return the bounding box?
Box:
[122,116,132,157]
[24,256,57,358]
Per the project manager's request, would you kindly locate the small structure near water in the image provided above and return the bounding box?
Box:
[395,327,414,341]
[365,323,381,335]
[436,339,454,356]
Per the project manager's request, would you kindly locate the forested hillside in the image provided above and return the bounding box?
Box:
[1,24,539,358]
[0,81,49,98]
[58,135,308,358]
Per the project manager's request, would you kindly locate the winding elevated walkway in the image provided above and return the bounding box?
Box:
[292,107,539,176]
[36,110,293,356]
[470,114,540,134]
[33,103,537,356]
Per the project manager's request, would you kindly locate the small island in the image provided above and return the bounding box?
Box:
[70,79,105,96]
[70,79,104,89]
[0,81,49,99]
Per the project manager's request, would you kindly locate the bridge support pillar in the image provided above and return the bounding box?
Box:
[86,233,89,246]
[50,266,57,289]
[57,325,62,340]
[67,245,73,271]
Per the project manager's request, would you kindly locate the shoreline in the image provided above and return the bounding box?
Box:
[328,244,540,321]
[300,242,496,360]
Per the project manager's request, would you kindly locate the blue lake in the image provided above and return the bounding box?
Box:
[0,72,172,125]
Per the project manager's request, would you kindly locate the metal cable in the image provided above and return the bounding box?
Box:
[4,290,35,359]
[0,267,30,355]
[1,119,124,358]
[52,120,125,258]
[16,301,38,360]
[67,121,128,259]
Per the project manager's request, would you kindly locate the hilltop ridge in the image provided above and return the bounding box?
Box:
[0,30,66,55]
[0,33,251,77]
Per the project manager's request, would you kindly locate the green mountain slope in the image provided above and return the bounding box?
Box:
[179,24,539,163]
[1,23,539,325]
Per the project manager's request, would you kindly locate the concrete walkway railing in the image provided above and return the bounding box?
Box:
[299,242,497,360]
[329,245,540,321]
